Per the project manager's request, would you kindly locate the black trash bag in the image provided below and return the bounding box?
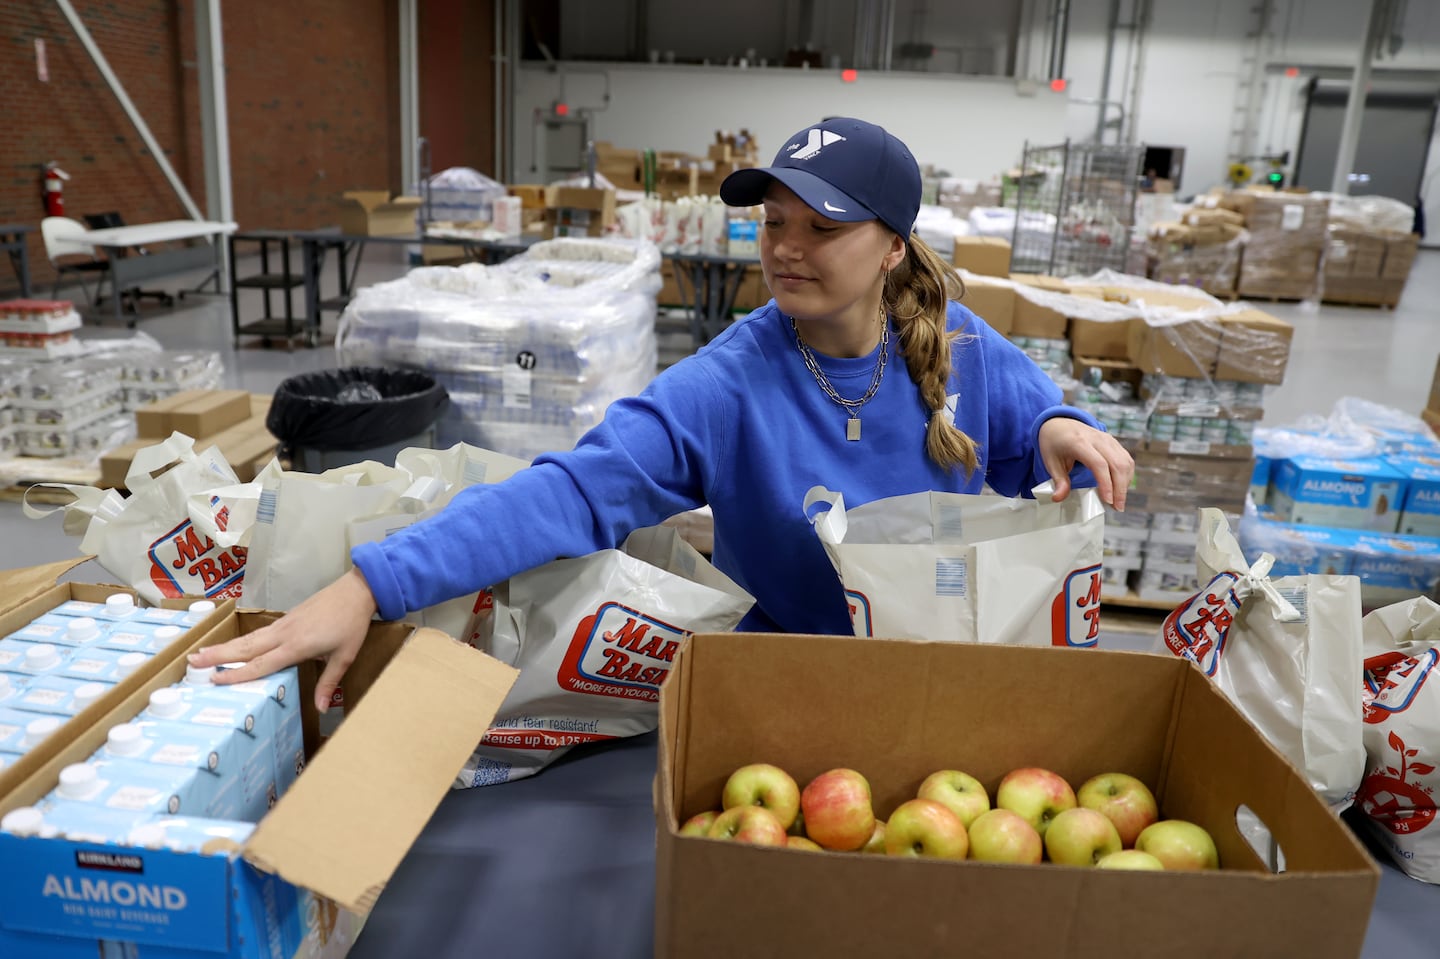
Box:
[266,367,448,452]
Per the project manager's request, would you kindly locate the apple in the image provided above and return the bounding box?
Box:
[917,770,991,829]
[996,767,1077,837]
[680,810,720,837]
[861,820,887,854]
[787,835,823,852]
[1135,820,1219,871]
[707,806,788,846]
[967,808,1043,864]
[1045,808,1123,866]
[800,768,876,852]
[788,809,807,837]
[1077,773,1159,847]
[722,763,801,831]
[1097,849,1166,870]
[885,799,969,859]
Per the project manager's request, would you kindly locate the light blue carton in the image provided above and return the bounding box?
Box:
[1387,454,1440,539]
[52,593,144,623]
[98,623,189,657]
[139,679,277,822]
[215,663,305,796]
[9,613,109,648]
[97,721,251,822]
[0,707,63,755]
[0,638,73,678]
[128,816,255,854]
[1270,454,1407,532]
[1350,531,1440,607]
[1,801,148,844]
[0,671,25,706]
[59,648,153,685]
[10,676,110,717]
[41,759,215,818]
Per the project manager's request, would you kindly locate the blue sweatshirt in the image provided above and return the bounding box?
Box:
[352,299,1099,635]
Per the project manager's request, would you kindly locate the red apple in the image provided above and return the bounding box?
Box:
[1135,820,1219,870]
[707,806,787,846]
[800,768,876,852]
[917,769,991,829]
[967,808,1043,864]
[1077,772,1159,847]
[680,810,720,837]
[1097,849,1166,870]
[1045,807,1123,866]
[722,763,801,831]
[861,820,887,854]
[996,767,1077,837]
[885,799,969,859]
[786,835,823,852]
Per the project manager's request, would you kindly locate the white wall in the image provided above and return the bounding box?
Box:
[514,62,1070,182]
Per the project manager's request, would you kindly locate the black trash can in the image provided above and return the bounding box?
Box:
[267,367,449,472]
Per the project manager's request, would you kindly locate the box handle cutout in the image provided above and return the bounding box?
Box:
[1235,804,1286,874]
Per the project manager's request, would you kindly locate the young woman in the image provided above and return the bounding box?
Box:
[194,117,1133,709]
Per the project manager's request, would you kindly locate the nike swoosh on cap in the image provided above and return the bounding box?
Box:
[823,200,847,213]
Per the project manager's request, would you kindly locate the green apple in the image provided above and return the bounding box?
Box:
[707,806,787,846]
[722,763,801,831]
[967,808,1043,864]
[883,799,969,860]
[1135,820,1219,870]
[996,767,1077,837]
[1097,849,1166,870]
[917,769,991,829]
[861,819,887,854]
[1045,808,1123,866]
[679,810,720,836]
[800,768,876,852]
[1077,772,1159,848]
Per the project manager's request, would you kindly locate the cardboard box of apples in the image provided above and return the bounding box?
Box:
[655,633,1380,959]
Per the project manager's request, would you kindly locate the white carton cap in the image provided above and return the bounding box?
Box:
[185,600,217,624]
[116,652,148,676]
[128,823,169,849]
[105,594,136,615]
[148,688,185,718]
[1,807,45,837]
[107,723,146,756]
[58,763,102,800]
[184,664,216,686]
[22,716,62,747]
[73,683,107,711]
[65,617,101,644]
[154,626,184,643]
[24,644,60,671]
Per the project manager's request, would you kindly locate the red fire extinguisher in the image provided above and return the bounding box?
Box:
[42,161,70,217]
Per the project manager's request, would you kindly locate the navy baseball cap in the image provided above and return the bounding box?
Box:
[720,117,921,238]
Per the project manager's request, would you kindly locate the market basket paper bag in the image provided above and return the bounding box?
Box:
[457,526,754,787]
[804,483,1105,647]
[1356,596,1440,883]
[1153,508,1365,809]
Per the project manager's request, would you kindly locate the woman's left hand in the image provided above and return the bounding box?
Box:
[1038,417,1135,510]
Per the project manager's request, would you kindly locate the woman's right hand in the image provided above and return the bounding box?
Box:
[189,566,379,714]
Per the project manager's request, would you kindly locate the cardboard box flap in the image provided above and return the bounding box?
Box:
[0,557,92,613]
[242,628,518,914]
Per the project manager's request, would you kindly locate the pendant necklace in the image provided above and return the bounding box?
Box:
[792,306,890,442]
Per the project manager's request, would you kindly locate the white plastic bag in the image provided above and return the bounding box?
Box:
[458,526,754,787]
[23,433,248,602]
[1356,596,1440,883]
[1153,508,1365,809]
[804,484,1105,647]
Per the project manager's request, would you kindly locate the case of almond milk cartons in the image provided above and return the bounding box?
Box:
[1388,454,1440,539]
[0,562,519,959]
[1270,455,1408,533]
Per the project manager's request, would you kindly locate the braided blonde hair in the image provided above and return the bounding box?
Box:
[883,236,980,474]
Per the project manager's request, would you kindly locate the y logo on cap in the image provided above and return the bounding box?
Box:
[790,129,846,160]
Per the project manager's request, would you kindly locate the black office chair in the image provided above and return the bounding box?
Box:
[82,212,176,312]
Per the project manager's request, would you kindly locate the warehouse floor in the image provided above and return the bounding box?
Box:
[2,247,1437,585]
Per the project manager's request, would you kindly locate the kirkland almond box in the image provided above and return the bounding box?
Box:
[1270,455,1408,533]
[655,633,1379,959]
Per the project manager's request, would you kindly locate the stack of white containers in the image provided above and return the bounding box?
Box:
[337,237,662,462]
[10,360,132,459]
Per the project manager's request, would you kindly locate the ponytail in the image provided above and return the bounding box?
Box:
[883,236,980,475]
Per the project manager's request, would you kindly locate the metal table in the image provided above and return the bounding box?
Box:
[0,223,34,298]
[79,219,236,326]
[668,251,761,346]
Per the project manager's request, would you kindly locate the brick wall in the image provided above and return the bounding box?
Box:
[0,0,402,296]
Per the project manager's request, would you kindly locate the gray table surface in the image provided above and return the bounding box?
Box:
[347,728,1437,959]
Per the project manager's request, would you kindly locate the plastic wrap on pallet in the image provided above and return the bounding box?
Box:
[337,237,662,460]
[1146,229,1245,296]
[417,167,508,225]
[1321,193,1415,234]
[1226,191,1330,302]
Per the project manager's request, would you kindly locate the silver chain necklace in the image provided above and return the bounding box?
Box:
[791,308,890,442]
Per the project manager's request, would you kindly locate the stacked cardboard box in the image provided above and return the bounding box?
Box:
[1230,190,1329,300]
[1145,209,1245,296]
[1323,228,1420,307]
[543,186,618,239]
[100,391,275,489]
[951,237,1012,277]
[336,191,422,237]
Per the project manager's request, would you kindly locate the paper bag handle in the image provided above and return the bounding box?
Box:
[803,486,848,544]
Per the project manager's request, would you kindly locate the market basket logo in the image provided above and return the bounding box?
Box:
[1363,648,1437,723]
[1051,565,1102,648]
[1356,730,1436,836]
[555,602,685,702]
[147,499,246,600]
[1160,571,1241,676]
